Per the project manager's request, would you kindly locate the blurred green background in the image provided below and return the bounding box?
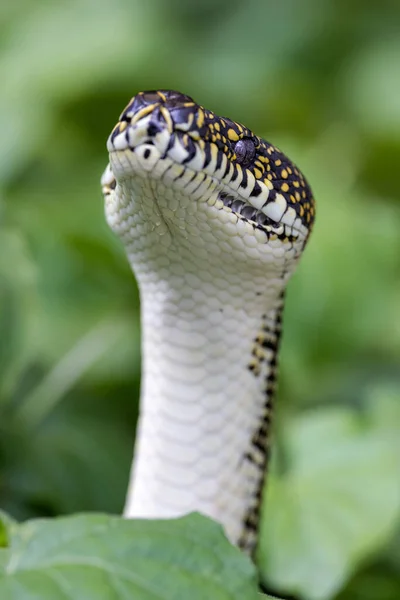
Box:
[1,1,399,599]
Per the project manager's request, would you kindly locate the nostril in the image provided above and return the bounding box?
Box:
[148,122,162,137]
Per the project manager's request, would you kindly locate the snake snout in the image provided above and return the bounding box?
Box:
[107,109,171,156]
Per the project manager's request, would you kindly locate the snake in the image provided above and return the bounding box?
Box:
[101,90,315,555]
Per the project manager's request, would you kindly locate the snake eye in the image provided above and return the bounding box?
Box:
[234,138,256,167]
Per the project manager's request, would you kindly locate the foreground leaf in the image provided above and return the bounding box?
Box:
[0,512,259,600]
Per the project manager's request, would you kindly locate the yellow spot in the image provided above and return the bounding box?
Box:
[215,122,220,131]
[281,183,289,192]
[158,91,166,101]
[210,143,219,161]
[287,167,292,174]
[302,191,306,198]
[254,168,263,179]
[294,181,300,187]
[266,177,273,187]
[197,109,205,128]
[131,104,156,125]
[295,191,301,201]
[118,121,128,132]
[160,106,174,132]
[275,159,282,166]
[228,128,239,141]
[290,194,295,202]
[281,169,288,179]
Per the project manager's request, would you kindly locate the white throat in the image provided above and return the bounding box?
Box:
[106,165,292,552]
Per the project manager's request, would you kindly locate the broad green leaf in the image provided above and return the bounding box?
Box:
[258,394,400,600]
[0,512,260,600]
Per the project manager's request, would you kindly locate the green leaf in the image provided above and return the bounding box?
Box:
[258,395,400,600]
[0,512,260,600]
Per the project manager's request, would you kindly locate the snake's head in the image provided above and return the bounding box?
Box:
[102,90,315,269]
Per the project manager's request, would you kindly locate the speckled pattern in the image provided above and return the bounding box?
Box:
[102,90,315,555]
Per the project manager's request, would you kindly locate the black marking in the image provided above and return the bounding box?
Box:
[265,373,276,385]
[261,338,277,351]
[163,133,176,158]
[243,451,257,464]
[238,300,285,556]
[243,516,258,532]
[181,137,197,164]
[251,437,266,453]
[143,148,151,160]
[203,143,212,168]
[240,168,248,189]
[216,150,223,171]
[251,181,262,197]
[223,160,231,179]
[147,121,163,137]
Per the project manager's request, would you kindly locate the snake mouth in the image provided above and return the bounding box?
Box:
[107,137,307,245]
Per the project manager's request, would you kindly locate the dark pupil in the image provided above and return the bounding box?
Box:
[234,138,256,166]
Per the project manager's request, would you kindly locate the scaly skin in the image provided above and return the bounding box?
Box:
[102,90,315,555]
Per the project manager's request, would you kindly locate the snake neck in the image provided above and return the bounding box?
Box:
[123,253,284,554]
[105,169,295,554]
